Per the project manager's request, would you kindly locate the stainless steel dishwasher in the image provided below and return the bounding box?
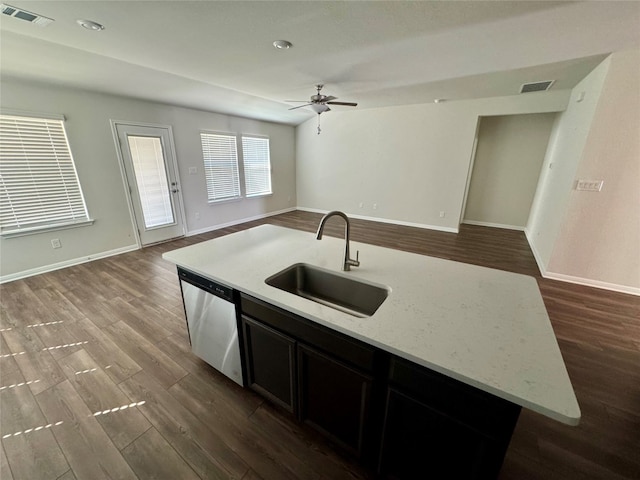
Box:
[178,267,243,386]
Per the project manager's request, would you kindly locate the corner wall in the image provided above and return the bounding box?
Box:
[0,78,296,280]
[546,49,640,293]
[464,113,556,229]
[526,57,611,274]
[295,91,569,232]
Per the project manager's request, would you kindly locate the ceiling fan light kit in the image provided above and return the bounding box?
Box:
[272,40,293,49]
[288,84,358,134]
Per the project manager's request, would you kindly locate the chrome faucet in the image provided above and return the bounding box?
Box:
[316,211,360,271]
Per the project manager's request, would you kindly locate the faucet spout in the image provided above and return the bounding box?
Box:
[316,211,360,271]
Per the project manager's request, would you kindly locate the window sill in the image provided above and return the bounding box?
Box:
[1,219,95,238]
[246,192,273,199]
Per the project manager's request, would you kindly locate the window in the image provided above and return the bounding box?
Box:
[0,113,91,236]
[242,135,272,197]
[200,132,241,202]
[126,135,174,228]
[200,132,273,203]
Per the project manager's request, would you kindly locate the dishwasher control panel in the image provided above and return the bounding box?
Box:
[178,267,233,302]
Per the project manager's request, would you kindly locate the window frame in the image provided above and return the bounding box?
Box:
[200,131,242,204]
[200,131,273,204]
[0,110,93,238]
[241,134,272,198]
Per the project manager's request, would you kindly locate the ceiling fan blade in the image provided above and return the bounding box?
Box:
[322,96,337,102]
[326,101,358,107]
[285,100,310,103]
[288,103,313,110]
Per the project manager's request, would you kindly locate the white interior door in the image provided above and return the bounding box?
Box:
[114,123,185,245]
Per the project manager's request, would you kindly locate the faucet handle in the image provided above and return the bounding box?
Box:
[351,250,360,267]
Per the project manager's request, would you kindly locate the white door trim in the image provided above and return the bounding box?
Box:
[109,119,187,247]
[459,117,481,227]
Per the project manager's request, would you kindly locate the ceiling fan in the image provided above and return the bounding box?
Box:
[287,85,357,134]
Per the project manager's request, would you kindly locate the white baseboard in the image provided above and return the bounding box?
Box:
[186,207,297,236]
[542,271,640,296]
[462,220,525,231]
[0,244,139,284]
[524,229,638,296]
[297,207,459,234]
[524,228,547,276]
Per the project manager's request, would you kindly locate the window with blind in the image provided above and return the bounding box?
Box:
[200,132,241,202]
[0,113,92,236]
[242,135,272,197]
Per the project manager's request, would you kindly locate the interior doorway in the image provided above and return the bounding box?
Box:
[462,113,556,230]
[112,122,185,246]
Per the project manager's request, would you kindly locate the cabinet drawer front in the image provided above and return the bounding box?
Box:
[240,294,376,372]
[388,357,520,438]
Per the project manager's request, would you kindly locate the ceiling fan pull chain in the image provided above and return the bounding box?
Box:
[317,114,321,135]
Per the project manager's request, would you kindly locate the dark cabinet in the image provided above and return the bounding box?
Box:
[380,388,493,479]
[239,293,520,479]
[379,358,521,480]
[242,316,296,412]
[297,343,373,457]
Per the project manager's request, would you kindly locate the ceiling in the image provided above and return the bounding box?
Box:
[1,1,639,125]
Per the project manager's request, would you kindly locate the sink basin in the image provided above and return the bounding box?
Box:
[265,263,390,317]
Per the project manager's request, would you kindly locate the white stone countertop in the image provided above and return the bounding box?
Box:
[163,224,580,425]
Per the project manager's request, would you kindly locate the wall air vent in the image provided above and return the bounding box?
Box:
[520,80,555,94]
[1,3,54,27]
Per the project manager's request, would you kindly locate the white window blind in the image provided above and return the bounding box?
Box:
[200,132,241,202]
[126,135,174,229]
[0,114,91,235]
[242,136,272,197]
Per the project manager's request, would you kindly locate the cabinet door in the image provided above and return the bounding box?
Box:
[379,387,501,480]
[242,316,296,413]
[297,344,373,457]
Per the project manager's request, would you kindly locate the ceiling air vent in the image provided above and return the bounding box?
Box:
[520,80,555,94]
[1,3,54,27]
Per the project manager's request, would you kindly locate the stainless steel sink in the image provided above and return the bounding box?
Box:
[265,263,390,317]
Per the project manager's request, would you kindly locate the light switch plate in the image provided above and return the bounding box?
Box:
[576,180,603,191]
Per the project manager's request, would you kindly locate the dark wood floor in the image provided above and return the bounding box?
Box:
[1,210,638,480]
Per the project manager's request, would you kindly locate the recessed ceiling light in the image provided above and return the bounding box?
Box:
[77,19,104,31]
[434,99,446,104]
[273,40,293,50]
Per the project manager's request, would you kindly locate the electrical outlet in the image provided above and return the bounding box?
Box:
[51,238,61,249]
[194,212,200,220]
[576,180,604,192]
[373,203,378,210]
[439,211,445,218]
[359,202,364,208]
[189,167,197,175]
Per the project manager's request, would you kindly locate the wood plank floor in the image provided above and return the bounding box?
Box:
[1,210,638,479]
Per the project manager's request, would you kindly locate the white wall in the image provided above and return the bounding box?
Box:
[464,113,556,229]
[0,78,296,280]
[526,58,611,274]
[545,49,640,292]
[296,91,569,232]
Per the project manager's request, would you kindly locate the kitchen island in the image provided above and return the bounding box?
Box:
[163,224,580,479]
